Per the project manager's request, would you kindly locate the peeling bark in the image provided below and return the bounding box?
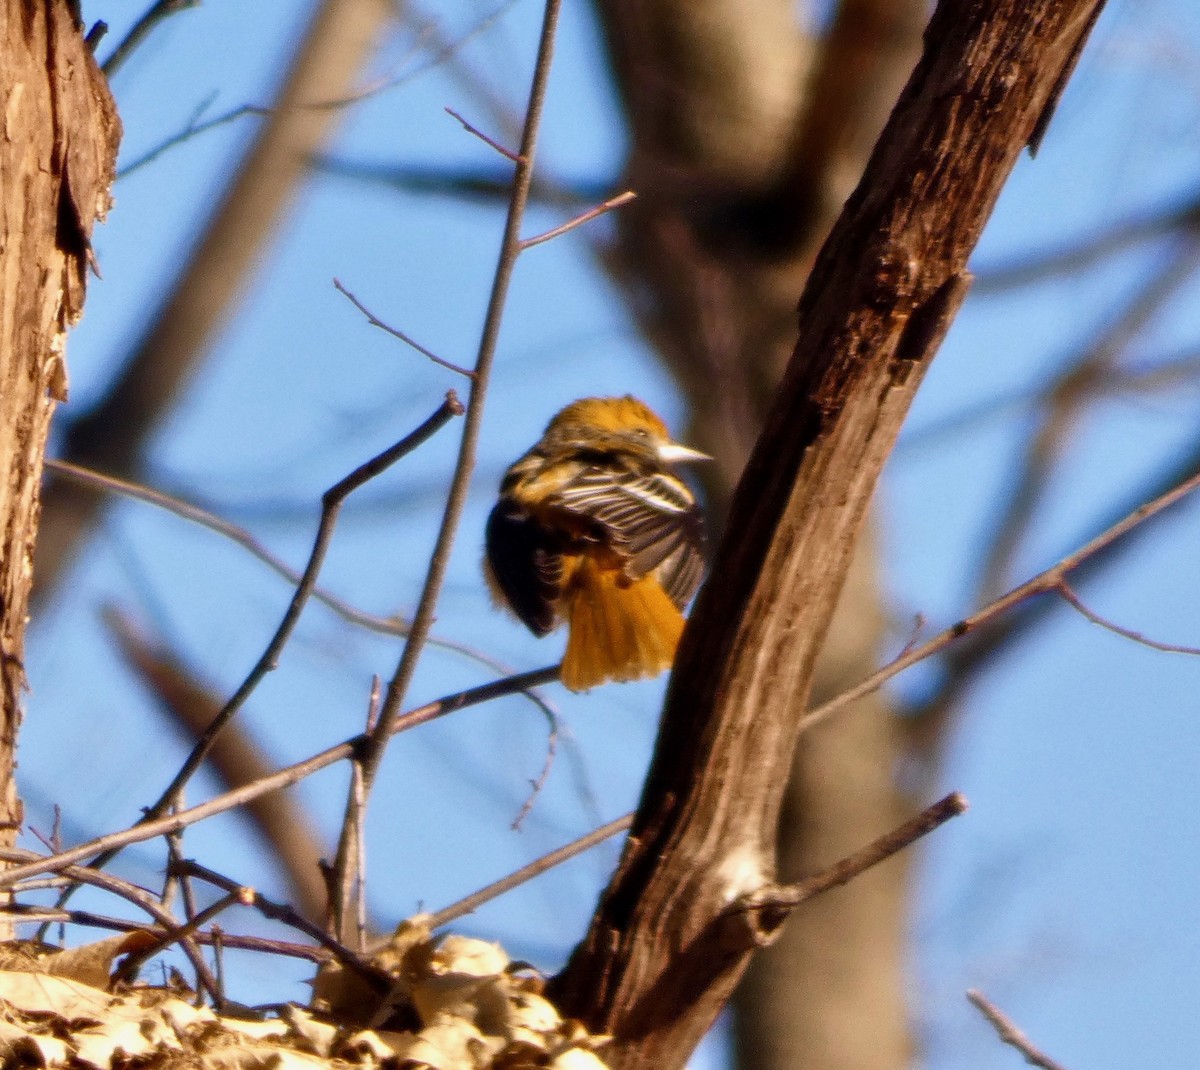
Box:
[551,3,1105,1068]
[0,0,119,863]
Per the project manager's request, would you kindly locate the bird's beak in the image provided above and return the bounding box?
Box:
[657,441,712,464]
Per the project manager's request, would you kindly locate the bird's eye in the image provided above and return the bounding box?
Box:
[633,427,650,439]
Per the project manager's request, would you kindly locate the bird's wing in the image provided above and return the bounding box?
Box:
[554,468,705,607]
[485,502,562,636]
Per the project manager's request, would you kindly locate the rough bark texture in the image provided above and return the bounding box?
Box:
[551,3,1104,1068]
[591,2,925,1065]
[0,0,119,853]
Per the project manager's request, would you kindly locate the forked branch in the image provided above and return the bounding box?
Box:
[549,3,1107,1068]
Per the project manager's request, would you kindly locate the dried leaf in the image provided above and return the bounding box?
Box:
[500,991,560,1048]
[24,1031,70,1067]
[410,937,511,1025]
[381,1016,501,1070]
[36,931,157,988]
[221,1017,291,1041]
[74,1015,161,1067]
[281,1004,338,1056]
[431,937,509,979]
[0,969,112,1020]
[549,1048,610,1070]
[370,915,434,975]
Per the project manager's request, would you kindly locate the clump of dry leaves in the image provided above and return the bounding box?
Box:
[0,917,609,1069]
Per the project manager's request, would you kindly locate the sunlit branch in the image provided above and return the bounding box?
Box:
[327,0,564,927]
[967,989,1070,1070]
[519,191,636,249]
[333,277,474,377]
[806,467,1200,735]
[429,813,633,929]
[0,666,560,889]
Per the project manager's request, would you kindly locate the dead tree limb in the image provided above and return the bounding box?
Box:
[0,0,120,873]
[549,3,1106,1068]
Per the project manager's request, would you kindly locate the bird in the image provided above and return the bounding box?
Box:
[485,396,708,692]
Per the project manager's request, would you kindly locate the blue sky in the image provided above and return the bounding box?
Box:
[23,1,1200,1066]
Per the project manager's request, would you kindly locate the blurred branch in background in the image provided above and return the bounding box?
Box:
[103,609,332,926]
[974,235,1200,604]
[35,0,393,604]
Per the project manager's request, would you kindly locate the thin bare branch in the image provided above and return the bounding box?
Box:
[101,0,199,78]
[174,859,387,989]
[809,468,1200,735]
[47,458,551,680]
[113,889,241,986]
[1,903,330,962]
[150,393,462,816]
[0,666,560,889]
[740,793,967,915]
[105,607,329,924]
[510,709,559,831]
[1057,579,1200,655]
[333,277,474,377]
[328,0,563,912]
[116,15,504,180]
[445,106,523,162]
[519,191,637,249]
[0,847,220,1004]
[428,814,633,929]
[967,989,1070,1070]
[975,238,1200,602]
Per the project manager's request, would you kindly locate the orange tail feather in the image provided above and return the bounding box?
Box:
[560,558,685,692]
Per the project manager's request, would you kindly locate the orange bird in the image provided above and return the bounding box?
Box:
[485,396,708,691]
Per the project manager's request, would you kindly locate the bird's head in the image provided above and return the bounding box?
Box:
[542,395,710,465]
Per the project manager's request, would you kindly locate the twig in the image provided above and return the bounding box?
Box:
[0,903,329,962]
[906,435,1200,757]
[445,107,523,162]
[358,677,381,950]
[1057,578,1200,655]
[328,0,564,918]
[803,468,1200,735]
[148,394,462,820]
[102,0,199,77]
[103,606,328,926]
[332,680,380,948]
[511,709,559,831]
[84,21,108,51]
[174,860,386,990]
[0,848,220,1004]
[113,890,242,986]
[0,666,561,889]
[333,278,474,378]
[967,989,1070,1070]
[519,191,637,249]
[37,395,464,951]
[48,458,557,685]
[211,928,227,1003]
[747,793,967,911]
[115,13,492,179]
[428,813,633,929]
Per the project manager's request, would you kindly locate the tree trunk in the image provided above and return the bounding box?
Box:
[551,2,1104,1067]
[590,3,925,1063]
[0,0,120,868]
